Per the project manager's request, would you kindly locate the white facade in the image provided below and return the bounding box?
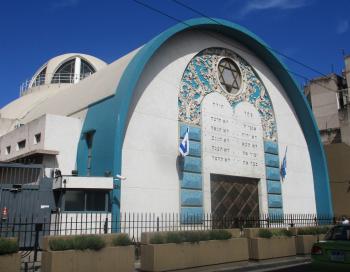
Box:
[120,30,316,215]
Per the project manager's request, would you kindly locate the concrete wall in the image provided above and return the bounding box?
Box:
[121,30,316,215]
[44,115,82,175]
[0,114,82,176]
[307,75,340,131]
[0,115,46,161]
[324,143,350,216]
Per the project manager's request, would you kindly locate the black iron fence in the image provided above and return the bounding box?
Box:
[0,212,340,247]
[0,212,343,271]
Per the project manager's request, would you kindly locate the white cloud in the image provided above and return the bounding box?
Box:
[239,0,310,16]
[337,20,349,34]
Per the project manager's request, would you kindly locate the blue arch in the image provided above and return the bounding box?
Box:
[77,17,333,225]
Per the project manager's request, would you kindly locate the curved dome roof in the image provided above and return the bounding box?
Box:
[28,53,107,91]
[0,53,109,123]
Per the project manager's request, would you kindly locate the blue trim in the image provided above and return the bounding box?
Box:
[181,172,202,190]
[183,156,202,173]
[265,153,280,168]
[268,194,283,208]
[181,189,203,206]
[266,167,280,181]
[178,140,201,157]
[264,141,279,155]
[180,207,204,224]
[77,17,333,229]
[267,180,282,194]
[179,124,203,217]
[180,124,201,141]
[268,208,284,217]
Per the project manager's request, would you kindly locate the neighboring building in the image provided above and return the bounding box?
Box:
[0,18,332,227]
[305,55,350,216]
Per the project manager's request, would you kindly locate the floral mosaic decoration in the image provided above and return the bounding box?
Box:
[178,47,278,141]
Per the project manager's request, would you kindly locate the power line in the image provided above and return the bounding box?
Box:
[132,0,342,95]
[169,0,347,94]
[171,0,334,79]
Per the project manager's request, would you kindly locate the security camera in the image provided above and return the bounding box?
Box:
[116,174,126,180]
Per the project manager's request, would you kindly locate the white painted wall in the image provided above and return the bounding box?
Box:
[121,29,316,215]
[0,114,82,176]
[52,176,113,190]
[0,115,46,161]
[44,114,82,175]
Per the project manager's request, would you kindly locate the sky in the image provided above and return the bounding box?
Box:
[0,0,349,108]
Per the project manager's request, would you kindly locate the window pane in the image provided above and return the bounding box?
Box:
[86,191,106,211]
[80,60,95,80]
[51,59,75,83]
[65,191,85,211]
[33,67,46,87]
[218,58,241,94]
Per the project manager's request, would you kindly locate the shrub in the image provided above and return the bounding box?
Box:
[209,230,232,240]
[258,229,273,239]
[0,238,19,255]
[150,233,165,244]
[112,233,132,246]
[278,229,293,237]
[49,239,74,251]
[83,235,106,250]
[181,231,203,243]
[259,229,293,238]
[298,226,330,235]
[150,230,232,244]
[50,235,105,251]
[197,231,211,241]
[298,227,318,235]
[166,232,183,244]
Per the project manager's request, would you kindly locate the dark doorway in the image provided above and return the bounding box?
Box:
[210,174,259,228]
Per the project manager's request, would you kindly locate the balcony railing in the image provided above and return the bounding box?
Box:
[19,72,92,96]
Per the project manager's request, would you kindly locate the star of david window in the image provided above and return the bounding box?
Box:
[218,58,241,94]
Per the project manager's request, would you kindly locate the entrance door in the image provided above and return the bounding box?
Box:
[210,174,259,227]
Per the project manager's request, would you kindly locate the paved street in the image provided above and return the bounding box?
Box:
[271,263,350,272]
[272,264,317,272]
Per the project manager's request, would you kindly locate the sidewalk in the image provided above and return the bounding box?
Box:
[134,256,311,272]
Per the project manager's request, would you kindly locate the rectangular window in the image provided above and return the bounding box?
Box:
[17,140,26,150]
[64,190,109,212]
[86,191,106,211]
[85,131,95,176]
[6,146,11,155]
[34,133,41,144]
[65,191,85,211]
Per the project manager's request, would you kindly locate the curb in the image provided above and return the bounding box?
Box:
[134,256,311,272]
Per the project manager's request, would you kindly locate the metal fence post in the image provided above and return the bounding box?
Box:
[156,217,159,232]
[34,223,43,261]
[103,218,108,234]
